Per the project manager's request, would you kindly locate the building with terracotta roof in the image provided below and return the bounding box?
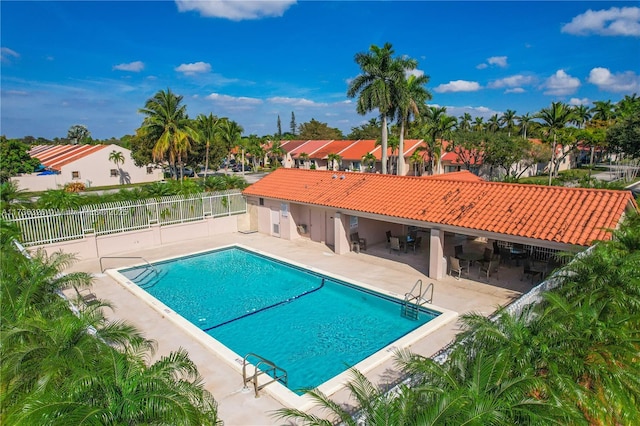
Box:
[12,144,161,191]
[243,168,637,280]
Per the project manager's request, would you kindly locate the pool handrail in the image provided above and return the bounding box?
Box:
[242,352,288,398]
[99,256,158,275]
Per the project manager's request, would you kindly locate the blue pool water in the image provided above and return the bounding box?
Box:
[120,246,439,394]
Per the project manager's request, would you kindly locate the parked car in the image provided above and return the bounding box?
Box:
[232,164,252,172]
[165,167,195,178]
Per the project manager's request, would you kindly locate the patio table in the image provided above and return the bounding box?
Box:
[458,251,484,266]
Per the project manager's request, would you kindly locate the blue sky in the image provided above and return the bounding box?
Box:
[1,1,639,140]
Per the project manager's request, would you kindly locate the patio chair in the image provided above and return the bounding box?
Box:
[350,232,367,252]
[449,256,467,280]
[479,259,498,282]
[407,236,422,253]
[385,230,392,248]
[73,285,99,306]
[477,247,493,269]
[389,236,402,255]
[522,258,542,285]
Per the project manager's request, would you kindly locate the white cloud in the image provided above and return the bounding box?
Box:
[205,92,262,106]
[434,80,481,93]
[113,61,144,72]
[542,70,581,95]
[569,97,590,106]
[488,74,535,89]
[175,0,296,21]
[562,7,640,36]
[1,47,19,63]
[267,96,326,107]
[405,68,424,78]
[487,56,508,67]
[505,88,526,94]
[476,56,507,69]
[587,67,640,92]
[175,62,211,75]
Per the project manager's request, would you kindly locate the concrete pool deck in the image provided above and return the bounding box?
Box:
[64,232,524,425]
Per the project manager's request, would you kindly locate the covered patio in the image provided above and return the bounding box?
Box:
[242,168,636,284]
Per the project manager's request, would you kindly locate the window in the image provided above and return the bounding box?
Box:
[259,198,264,206]
[71,171,80,179]
[146,166,153,174]
[352,161,361,170]
[280,203,288,217]
[110,169,118,177]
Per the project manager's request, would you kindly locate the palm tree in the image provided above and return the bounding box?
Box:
[347,43,412,174]
[590,99,615,124]
[517,113,533,139]
[571,105,591,129]
[0,181,32,211]
[458,112,472,131]
[195,113,221,176]
[37,189,81,210]
[419,106,456,174]
[268,140,285,168]
[473,116,485,132]
[137,88,196,180]
[394,73,431,175]
[108,150,125,184]
[409,150,425,176]
[536,101,574,184]
[327,153,341,171]
[274,368,415,425]
[361,152,376,172]
[298,152,310,169]
[218,119,244,173]
[486,113,500,133]
[499,109,517,136]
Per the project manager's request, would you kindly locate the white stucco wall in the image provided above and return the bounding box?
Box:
[12,146,160,191]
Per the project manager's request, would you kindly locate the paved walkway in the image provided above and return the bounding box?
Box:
[65,232,526,425]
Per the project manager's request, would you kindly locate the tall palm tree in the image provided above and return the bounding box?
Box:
[458,112,472,131]
[347,42,412,174]
[268,140,285,168]
[394,73,431,175]
[473,116,485,132]
[536,101,574,185]
[108,150,125,184]
[517,113,533,139]
[590,99,615,124]
[499,109,517,136]
[218,119,244,173]
[571,105,591,129]
[419,106,456,174]
[195,113,221,176]
[486,113,501,133]
[137,88,196,180]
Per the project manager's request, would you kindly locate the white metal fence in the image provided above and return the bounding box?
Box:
[2,191,246,246]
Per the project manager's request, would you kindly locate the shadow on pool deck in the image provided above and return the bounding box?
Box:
[65,232,525,425]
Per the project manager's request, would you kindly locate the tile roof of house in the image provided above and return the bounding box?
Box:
[243,168,637,247]
[338,140,379,160]
[290,140,333,159]
[30,144,110,171]
[422,170,484,182]
[311,140,358,159]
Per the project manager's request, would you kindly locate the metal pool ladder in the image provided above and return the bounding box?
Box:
[242,353,288,398]
[402,279,434,320]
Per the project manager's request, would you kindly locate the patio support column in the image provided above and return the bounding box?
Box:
[429,228,445,280]
[333,212,350,254]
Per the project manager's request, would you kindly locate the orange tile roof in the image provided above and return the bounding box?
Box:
[31,144,110,171]
[339,140,379,160]
[422,170,484,182]
[311,140,357,159]
[243,168,637,247]
[290,140,333,159]
[281,140,310,153]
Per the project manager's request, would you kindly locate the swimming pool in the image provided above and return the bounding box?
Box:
[112,245,455,404]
